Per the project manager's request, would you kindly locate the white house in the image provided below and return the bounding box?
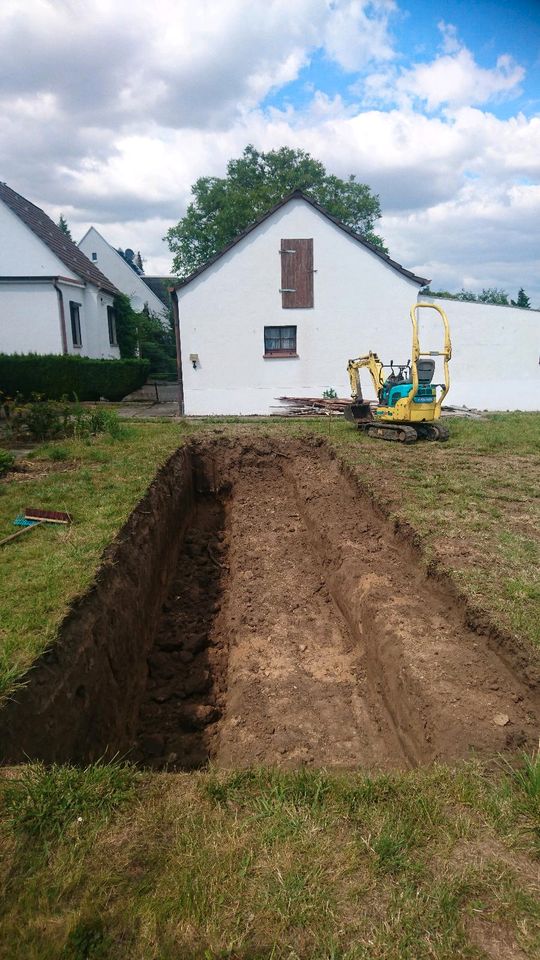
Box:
[78,227,170,321]
[173,190,539,414]
[0,183,120,359]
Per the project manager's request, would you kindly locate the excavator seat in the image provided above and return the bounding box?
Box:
[416,358,435,384]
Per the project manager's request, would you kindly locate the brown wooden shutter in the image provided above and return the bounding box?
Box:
[280,238,313,308]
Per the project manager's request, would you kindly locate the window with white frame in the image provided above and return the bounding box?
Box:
[69,301,82,347]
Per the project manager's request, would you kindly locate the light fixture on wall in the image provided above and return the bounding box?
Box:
[189,353,199,369]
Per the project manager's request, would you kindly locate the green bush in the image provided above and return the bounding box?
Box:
[0,354,149,402]
[0,449,15,476]
[6,400,127,442]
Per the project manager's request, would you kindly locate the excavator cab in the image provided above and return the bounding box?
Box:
[345,303,452,443]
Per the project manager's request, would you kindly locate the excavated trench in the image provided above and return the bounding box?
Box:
[0,437,538,771]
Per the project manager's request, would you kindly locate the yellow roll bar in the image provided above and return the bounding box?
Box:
[409,302,452,410]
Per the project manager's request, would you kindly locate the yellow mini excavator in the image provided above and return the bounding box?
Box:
[345,302,452,443]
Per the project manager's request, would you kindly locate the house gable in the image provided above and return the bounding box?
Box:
[175,190,429,292]
[0,197,78,279]
[0,183,118,295]
[78,226,168,318]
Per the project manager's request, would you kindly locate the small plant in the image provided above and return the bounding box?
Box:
[46,446,70,462]
[20,399,64,441]
[0,449,15,476]
[322,387,337,399]
[508,744,540,799]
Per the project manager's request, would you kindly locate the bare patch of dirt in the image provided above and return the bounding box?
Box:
[1,437,538,770]
[467,919,529,960]
[131,437,539,770]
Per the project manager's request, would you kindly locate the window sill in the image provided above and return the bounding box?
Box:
[263,353,299,359]
[72,344,82,349]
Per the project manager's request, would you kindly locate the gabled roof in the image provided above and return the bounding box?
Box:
[0,183,119,296]
[174,189,429,289]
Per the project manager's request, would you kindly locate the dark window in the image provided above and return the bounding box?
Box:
[91,252,97,261]
[264,325,297,357]
[69,301,82,347]
[107,305,118,346]
[280,238,314,308]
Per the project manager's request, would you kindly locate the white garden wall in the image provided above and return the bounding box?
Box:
[420,297,539,411]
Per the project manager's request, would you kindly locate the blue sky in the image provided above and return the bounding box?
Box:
[265,0,540,120]
[0,0,539,302]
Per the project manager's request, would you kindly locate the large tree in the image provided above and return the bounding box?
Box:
[165,145,386,278]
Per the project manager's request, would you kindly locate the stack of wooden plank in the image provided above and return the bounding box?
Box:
[272,396,353,416]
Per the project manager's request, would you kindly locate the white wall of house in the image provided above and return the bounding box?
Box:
[61,282,120,359]
[78,227,168,319]
[0,197,79,279]
[177,198,422,415]
[0,199,120,360]
[0,281,63,354]
[419,296,539,410]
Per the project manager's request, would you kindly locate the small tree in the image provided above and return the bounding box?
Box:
[113,293,139,358]
[477,288,509,305]
[511,287,531,309]
[57,214,72,240]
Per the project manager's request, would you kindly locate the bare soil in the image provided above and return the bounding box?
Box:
[131,438,539,770]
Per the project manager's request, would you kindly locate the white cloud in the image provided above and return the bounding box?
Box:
[359,22,525,112]
[0,1,538,305]
[399,48,524,111]
[323,0,397,71]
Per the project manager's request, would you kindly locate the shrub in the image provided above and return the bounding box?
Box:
[0,354,149,402]
[0,449,15,476]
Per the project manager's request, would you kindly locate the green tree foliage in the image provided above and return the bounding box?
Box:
[113,294,139,358]
[511,287,531,309]
[57,214,72,240]
[165,144,386,277]
[477,288,509,305]
[113,294,176,377]
[421,286,529,306]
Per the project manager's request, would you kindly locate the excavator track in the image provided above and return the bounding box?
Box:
[416,422,450,442]
[362,423,418,444]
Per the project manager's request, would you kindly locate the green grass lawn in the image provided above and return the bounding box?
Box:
[0,421,183,698]
[0,412,539,959]
[0,759,538,958]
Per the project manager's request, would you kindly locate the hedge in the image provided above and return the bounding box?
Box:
[0,354,150,402]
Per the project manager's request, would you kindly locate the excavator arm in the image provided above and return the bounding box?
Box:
[347,351,385,402]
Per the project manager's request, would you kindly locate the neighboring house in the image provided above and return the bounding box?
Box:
[173,190,539,414]
[78,227,169,321]
[0,183,120,359]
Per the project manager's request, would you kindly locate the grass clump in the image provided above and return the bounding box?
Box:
[2,760,138,842]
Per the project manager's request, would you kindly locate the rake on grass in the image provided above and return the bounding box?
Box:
[0,507,72,547]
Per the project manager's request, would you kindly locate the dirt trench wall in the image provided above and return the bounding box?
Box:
[0,446,194,764]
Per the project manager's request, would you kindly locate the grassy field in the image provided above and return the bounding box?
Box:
[0,758,539,958]
[0,412,539,958]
